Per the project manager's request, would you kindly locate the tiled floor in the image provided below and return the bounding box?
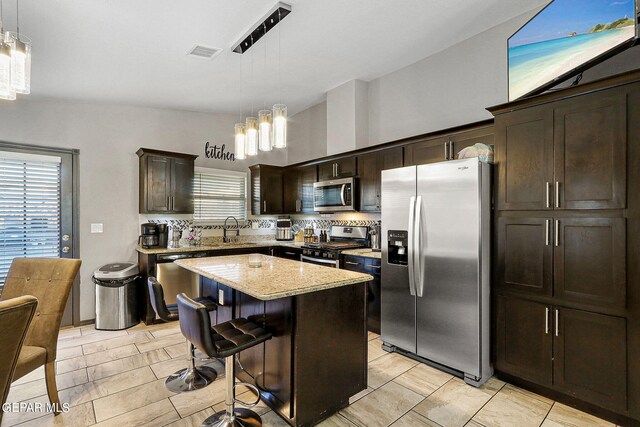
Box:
[2,322,619,427]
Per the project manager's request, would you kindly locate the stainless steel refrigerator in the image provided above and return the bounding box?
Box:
[380,158,492,386]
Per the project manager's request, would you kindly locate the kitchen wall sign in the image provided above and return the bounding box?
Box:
[204,142,235,161]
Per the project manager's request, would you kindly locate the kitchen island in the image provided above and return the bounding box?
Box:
[175,254,373,427]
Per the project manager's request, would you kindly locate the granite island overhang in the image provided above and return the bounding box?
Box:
[175,254,373,427]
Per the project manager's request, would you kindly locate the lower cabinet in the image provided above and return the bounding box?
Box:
[342,254,381,334]
[273,246,302,261]
[496,295,627,412]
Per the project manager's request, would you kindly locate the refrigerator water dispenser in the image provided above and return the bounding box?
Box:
[387,230,408,265]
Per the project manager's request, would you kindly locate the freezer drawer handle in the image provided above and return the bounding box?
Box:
[407,196,417,296]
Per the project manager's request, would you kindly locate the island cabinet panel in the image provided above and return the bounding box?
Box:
[495,296,552,387]
[263,297,294,418]
[318,156,357,180]
[236,293,266,386]
[553,91,627,210]
[358,147,403,212]
[137,148,198,214]
[554,307,627,412]
[250,164,284,215]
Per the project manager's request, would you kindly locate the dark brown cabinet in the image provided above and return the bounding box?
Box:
[496,296,627,412]
[404,126,494,166]
[283,165,317,214]
[273,246,302,261]
[342,254,381,334]
[495,90,627,211]
[496,296,552,386]
[250,164,283,215]
[137,148,197,214]
[358,147,403,212]
[318,156,357,180]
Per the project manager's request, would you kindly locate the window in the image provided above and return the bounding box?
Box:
[193,167,247,222]
[0,151,62,287]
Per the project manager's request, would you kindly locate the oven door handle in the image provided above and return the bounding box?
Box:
[340,184,347,206]
[300,255,339,267]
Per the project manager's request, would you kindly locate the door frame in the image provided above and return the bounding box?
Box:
[0,141,81,326]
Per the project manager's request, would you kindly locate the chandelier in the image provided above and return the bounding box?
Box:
[0,0,31,101]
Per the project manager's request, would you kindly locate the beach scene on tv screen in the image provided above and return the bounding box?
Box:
[509,0,636,100]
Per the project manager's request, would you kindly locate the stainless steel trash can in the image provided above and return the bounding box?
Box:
[94,262,140,330]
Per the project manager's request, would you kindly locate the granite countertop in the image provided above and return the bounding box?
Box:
[341,248,382,260]
[136,240,304,255]
[175,254,373,301]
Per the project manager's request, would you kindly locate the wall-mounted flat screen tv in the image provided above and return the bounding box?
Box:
[508,0,638,101]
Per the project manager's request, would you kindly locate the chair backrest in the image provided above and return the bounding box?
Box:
[147,277,175,321]
[1,258,81,362]
[0,295,38,422]
[176,293,217,358]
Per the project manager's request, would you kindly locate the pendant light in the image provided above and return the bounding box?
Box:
[272,9,287,148]
[6,0,30,94]
[245,116,258,156]
[0,0,15,100]
[234,123,247,160]
[258,24,272,151]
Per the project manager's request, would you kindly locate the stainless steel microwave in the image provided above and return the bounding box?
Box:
[313,177,356,212]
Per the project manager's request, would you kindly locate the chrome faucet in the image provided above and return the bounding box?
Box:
[223,216,240,243]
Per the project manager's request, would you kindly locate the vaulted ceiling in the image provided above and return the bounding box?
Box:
[5,0,548,114]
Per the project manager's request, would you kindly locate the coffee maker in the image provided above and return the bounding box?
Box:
[276,217,293,241]
[139,223,159,249]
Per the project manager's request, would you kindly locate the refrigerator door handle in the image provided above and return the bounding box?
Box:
[415,195,424,297]
[408,196,417,296]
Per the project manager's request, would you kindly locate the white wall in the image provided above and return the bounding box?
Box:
[287,101,327,164]
[0,99,287,321]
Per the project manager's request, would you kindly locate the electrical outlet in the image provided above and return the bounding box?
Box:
[90,223,103,233]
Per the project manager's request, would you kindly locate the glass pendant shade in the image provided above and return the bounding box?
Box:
[258,110,272,151]
[272,104,287,148]
[5,32,31,94]
[245,116,258,156]
[234,123,247,160]
[0,40,15,100]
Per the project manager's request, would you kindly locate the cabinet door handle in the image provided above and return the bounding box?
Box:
[345,261,360,266]
[444,142,449,160]
[171,196,175,210]
[555,220,559,247]
[263,201,267,212]
[545,307,550,334]
[545,219,550,246]
[285,252,297,256]
[335,163,340,177]
[555,309,559,336]
[555,181,560,208]
[449,141,454,160]
[545,182,551,208]
[370,264,381,269]
[168,196,171,210]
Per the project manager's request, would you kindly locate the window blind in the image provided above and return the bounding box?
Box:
[0,153,62,287]
[193,170,247,221]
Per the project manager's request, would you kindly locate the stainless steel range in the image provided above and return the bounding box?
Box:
[301,225,368,268]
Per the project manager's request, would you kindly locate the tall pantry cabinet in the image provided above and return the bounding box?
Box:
[488,70,640,425]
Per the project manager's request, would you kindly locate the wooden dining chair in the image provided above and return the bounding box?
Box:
[0,258,81,415]
[0,295,38,424]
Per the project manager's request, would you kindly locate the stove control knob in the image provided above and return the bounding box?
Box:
[327,253,334,259]
[322,252,328,258]
[315,251,320,257]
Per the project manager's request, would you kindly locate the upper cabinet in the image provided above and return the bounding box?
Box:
[137,148,197,214]
[318,157,357,181]
[283,165,317,214]
[404,126,494,166]
[495,89,627,211]
[250,164,284,215]
[358,147,403,212]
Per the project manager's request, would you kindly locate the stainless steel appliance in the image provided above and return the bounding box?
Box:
[94,262,140,330]
[370,224,381,252]
[139,223,159,249]
[155,252,204,305]
[276,216,293,241]
[301,225,368,267]
[313,177,357,212]
[157,223,168,248]
[381,158,492,386]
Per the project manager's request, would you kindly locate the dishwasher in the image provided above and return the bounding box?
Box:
[155,252,208,305]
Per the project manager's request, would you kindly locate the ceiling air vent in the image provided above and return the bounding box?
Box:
[187,45,222,60]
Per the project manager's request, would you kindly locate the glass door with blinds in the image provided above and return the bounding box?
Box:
[0,146,76,325]
[193,167,247,221]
